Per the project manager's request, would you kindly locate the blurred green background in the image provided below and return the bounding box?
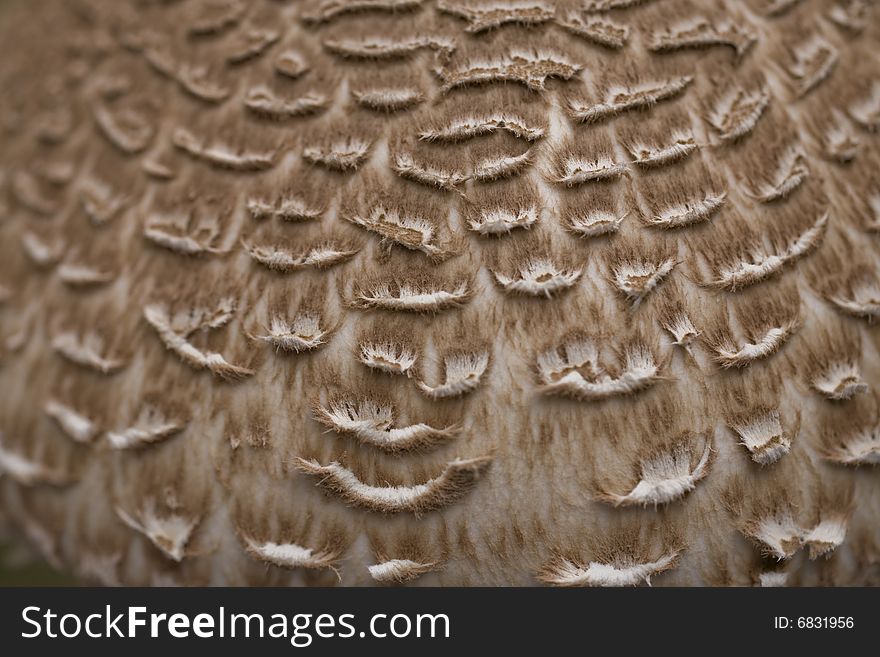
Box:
[0,542,79,586]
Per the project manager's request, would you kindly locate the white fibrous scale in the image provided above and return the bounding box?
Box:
[539,552,679,587]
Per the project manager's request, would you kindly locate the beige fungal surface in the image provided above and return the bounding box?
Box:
[0,0,879,588]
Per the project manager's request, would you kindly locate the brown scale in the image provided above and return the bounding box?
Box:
[109,439,215,565]
[545,129,627,186]
[349,66,430,113]
[614,102,699,170]
[786,313,867,403]
[227,484,351,585]
[604,229,679,309]
[244,165,332,225]
[299,0,428,26]
[637,0,758,60]
[631,157,728,235]
[537,517,686,587]
[806,225,880,323]
[432,27,584,93]
[461,178,542,237]
[483,226,579,290]
[699,280,802,369]
[366,525,449,584]
[715,365,800,466]
[556,182,630,240]
[685,184,830,291]
[766,13,841,100]
[340,172,465,259]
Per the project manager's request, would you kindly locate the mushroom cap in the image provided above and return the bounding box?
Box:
[0,0,878,587]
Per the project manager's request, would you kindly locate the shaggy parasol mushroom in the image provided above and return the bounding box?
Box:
[0,0,878,587]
